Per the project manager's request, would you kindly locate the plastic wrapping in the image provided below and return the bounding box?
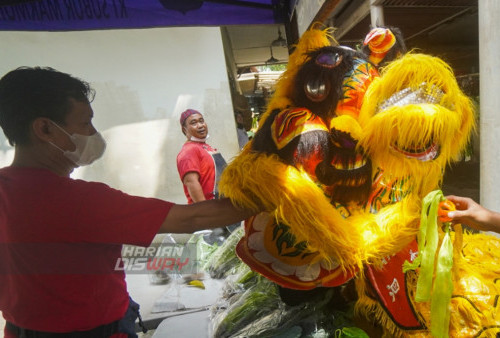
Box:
[149,232,218,284]
[197,223,369,337]
[209,259,368,338]
[190,231,220,270]
[204,225,245,279]
[149,232,229,313]
[148,233,177,285]
[217,262,259,302]
[210,276,280,338]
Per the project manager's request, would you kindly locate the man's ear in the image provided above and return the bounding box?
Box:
[32,118,56,143]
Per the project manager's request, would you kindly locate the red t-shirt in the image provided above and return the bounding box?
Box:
[177,141,226,204]
[0,167,173,335]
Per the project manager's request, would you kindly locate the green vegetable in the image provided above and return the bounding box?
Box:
[335,327,370,338]
[212,280,279,337]
[204,226,244,278]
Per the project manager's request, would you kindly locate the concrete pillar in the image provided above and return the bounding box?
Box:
[370,0,384,27]
[479,0,500,212]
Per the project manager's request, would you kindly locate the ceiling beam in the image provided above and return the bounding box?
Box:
[307,0,343,30]
[333,0,371,39]
[405,7,473,41]
[220,27,243,94]
[370,0,385,26]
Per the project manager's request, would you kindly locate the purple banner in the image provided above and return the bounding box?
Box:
[0,0,285,31]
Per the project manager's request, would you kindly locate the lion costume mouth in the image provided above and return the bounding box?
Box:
[391,142,440,161]
[331,153,369,172]
[328,129,372,187]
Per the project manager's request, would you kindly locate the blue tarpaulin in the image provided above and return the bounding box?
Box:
[0,0,286,31]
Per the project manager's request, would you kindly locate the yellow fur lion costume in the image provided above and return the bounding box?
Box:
[220,25,499,337]
[353,54,500,338]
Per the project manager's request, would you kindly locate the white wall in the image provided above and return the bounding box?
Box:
[479,0,500,237]
[0,27,240,203]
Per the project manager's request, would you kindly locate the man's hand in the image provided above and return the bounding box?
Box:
[446,195,500,233]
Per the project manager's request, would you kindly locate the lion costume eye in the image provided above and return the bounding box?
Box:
[315,52,343,68]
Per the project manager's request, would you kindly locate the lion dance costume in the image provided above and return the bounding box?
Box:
[220,26,500,337]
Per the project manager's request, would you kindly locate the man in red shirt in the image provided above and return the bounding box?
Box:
[0,67,254,337]
[176,109,238,243]
[176,109,227,204]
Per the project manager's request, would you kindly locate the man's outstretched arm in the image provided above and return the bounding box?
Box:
[159,198,256,234]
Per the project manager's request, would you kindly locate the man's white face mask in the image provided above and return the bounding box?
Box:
[49,121,106,166]
[190,134,209,142]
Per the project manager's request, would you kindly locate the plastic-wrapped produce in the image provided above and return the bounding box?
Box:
[210,277,280,338]
[204,225,244,279]
[210,263,368,338]
[204,224,369,337]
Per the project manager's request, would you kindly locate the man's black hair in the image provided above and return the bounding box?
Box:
[0,66,95,146]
